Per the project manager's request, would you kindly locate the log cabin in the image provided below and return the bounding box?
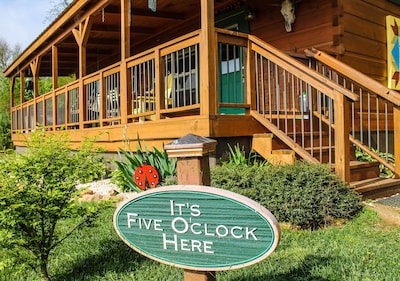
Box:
[4,0,400,198]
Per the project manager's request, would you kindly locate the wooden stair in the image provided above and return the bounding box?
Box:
[252,133,400,199]
[351,178,400,200]
[252,133,295,165]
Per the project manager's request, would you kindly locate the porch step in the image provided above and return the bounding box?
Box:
[348,161,380,182]
[330,161,380,182]
[351,177,400,200]
[252,133,295,165]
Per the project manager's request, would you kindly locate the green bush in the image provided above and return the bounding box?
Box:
[0,114,13,150]
[111,140,177,192]
[211,161,362,230]
[0,130,107,281]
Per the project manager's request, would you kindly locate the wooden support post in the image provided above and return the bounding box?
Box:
[246,40,256,113]
[199,0,217,117]
[119,0,131,124]
[52,45,59,90]
[164,134,217,281]
[334,91,350,183]
[19,71,25,104]
[30,57,40,98]
[73,17,92,129]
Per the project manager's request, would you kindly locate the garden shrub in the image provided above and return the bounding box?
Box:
[211,161,362,230]
[0,130,107,281]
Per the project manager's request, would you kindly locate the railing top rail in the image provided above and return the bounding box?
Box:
[215,28,249,39]
[248,35,359,102]
[306,48,400,107]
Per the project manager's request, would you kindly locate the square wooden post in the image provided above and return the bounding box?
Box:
[334,91,350,183]
[164,134,217,281]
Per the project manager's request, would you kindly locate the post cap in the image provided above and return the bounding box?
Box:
[164,134,217,158]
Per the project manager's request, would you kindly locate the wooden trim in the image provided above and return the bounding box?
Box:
[55,87,67,96]
[127,53,156,68]
[160,104,200,114]
[159,36,200,57]
[217,33,248,46]
[158,30,201,55]
[83,75,101,85]
[103,64,121,77]
[215,28,248,39]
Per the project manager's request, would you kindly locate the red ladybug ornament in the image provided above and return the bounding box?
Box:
[134,165,160,190]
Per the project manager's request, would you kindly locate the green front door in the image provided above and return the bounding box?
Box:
[216,5,250,114]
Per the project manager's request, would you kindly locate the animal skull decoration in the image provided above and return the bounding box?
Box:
[280,0,296,32]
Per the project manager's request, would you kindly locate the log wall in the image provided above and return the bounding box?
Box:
[251,0,342,56]
[339,0,400,84]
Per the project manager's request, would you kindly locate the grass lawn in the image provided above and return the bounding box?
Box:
[1,202,399,281]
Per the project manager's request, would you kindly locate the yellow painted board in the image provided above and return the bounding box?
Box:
[386,15,400,90]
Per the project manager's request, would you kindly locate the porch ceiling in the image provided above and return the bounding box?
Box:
[4,0,239,78]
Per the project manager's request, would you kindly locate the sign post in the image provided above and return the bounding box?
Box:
[114,134,280,281]
[164,134,217,281]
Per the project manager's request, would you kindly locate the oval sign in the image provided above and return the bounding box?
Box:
[113,185,280,271]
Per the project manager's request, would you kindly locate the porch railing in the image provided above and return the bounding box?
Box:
[246,33,400,180]
[246,34,360,181]
[11,31,202,132]
[306,48,400,177]
[11,29,400,182]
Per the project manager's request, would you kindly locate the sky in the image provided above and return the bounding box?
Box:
[0,0,58,50]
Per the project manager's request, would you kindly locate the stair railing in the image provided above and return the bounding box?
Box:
[306,48,400,178]
[246,35,359,182]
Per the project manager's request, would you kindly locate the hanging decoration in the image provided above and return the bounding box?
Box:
[102,8,105,22]
[387,15,400,90]
[148,0,156,12]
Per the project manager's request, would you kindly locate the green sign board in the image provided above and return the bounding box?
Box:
[114,185,280,271]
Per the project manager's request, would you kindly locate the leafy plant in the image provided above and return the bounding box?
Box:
[0,130,106,281]
[355,146,395,178]
[223,143,268,167]
[72,135,109,183]
[111,139,177,192]
[211,161,362,230]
